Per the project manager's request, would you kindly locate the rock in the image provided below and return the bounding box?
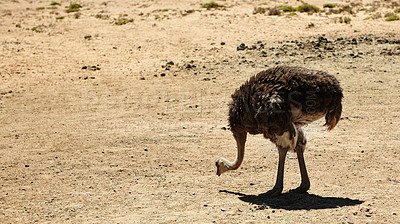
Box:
[82,65,100,71]
[360,207,370,212]
[237,43,247,51]
[89,65,100,71]
[318,36,328,43]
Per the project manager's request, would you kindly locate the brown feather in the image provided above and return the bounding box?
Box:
[228,66,343,138]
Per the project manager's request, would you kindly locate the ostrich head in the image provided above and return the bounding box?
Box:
[215,158,230,176]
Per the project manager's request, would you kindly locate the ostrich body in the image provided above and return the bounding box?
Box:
[216,66,343,196]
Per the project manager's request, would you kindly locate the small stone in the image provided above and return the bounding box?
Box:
[139,77,145,80]
[144,148,148,151]
[365,214,371,217]
[237,43,247,51]
[221,208,226,211]
[25,164,29,167]
[88,65,100,71]
[166,61,174,65]
[360,207,370,212]
[160,73,166,77]
[220,42,225,45]
[318,36,327,42]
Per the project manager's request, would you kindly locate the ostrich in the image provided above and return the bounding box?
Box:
[216,66,343,197]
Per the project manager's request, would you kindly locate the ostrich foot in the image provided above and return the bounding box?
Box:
[263,186,283,197]
[289,182,310,194]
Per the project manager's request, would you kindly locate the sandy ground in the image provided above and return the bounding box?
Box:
[1,0,400,223]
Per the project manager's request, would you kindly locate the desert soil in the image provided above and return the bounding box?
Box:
[1,0,400,223]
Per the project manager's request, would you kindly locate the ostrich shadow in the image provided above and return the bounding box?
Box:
[219,190,363,210]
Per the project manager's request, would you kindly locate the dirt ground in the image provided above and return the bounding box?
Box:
[1,0,400,223]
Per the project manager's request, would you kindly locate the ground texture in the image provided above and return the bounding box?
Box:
[1,0,400,223]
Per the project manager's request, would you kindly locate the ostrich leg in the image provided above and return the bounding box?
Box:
[265,146,288,197]
[266,125,298,197]
[291,128,310,193]
[216,130,247,176]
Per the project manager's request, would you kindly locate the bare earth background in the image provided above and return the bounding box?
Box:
[1,0,400,223]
